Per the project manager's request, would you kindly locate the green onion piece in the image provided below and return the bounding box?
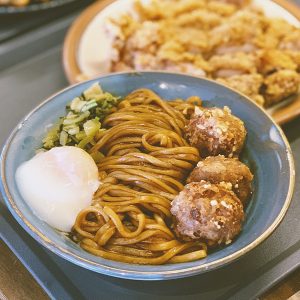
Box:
[70,97,86,112]
[83,82,103,99]
[65,112,78,119]
[81,101,98,112]
[93,93,111,102]
[67,126,80,135]
[63,111,90,125]
[77,135,94,149]
[59,131,68,146]
[42,121,61,149]
[75,131,86,140]
[83,119,101,136]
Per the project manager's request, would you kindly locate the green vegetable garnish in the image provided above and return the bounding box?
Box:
[42,83,120,161]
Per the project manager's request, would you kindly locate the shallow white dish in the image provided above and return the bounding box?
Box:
[63,0,300,124]
[78,0,300,78]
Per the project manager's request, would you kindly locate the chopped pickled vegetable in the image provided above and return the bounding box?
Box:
[59,131,68,146]
[42,83,120,160]
[83,82,103,99]
[42,120,62,149]
[84,118,101,136]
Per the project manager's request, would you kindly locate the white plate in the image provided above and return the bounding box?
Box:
[78,0,300,78]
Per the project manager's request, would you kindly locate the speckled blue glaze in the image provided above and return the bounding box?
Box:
[0,72,295,280]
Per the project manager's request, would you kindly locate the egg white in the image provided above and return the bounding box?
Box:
[15,146,100,232]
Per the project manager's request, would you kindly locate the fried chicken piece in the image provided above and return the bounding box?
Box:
[161,27,209,55]
[106,15,139,44]
[131,52,163,70]
[157,40,211,74]
[112,62,132,72]
[255,19,295,50]
[284,51,300,71]
[263,70,300,106]
[254,34,278,50]
[217,74,264,106]
[105,15,141,67]
[258,50,297,75]
[125,21,161,51]
[157,40,186,62]
[146,0,237,18]
[164,62,206,77]
[215,43,257,55]
[118,21,162,68]
[134,0,207,20]
[209,9,265,49]
[210,53,258,77]
[265,19,294,40]
[216,0,251,7]
[279,29,300,52]
[207,1,237,16]
[174,9,222,30]
[187,155,253,204]
[186,106,246,157]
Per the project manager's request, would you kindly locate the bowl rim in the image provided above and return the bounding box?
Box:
[0,71,296,280]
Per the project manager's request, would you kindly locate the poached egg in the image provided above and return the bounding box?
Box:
[15,146,100,232]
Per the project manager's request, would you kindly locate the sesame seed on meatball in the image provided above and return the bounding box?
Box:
[171,181,244,246]
[187,155,253,205]
[185,106,246,158]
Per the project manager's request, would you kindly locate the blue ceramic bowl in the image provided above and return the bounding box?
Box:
[0,72,295,280]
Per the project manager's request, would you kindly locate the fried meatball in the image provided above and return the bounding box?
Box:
[187,155,253,204]
[171,181,244,246]
[185,106,246,157]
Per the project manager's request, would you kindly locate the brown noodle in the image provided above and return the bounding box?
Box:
[73,89,207,264]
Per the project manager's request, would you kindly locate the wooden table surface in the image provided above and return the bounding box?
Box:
[0,239,299,300]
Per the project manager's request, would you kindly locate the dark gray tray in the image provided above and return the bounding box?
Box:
[0,3,299,300]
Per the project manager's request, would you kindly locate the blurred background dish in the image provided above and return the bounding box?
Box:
[0,0,79,14]
[0,72,295,280]
[63,0,300,124]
